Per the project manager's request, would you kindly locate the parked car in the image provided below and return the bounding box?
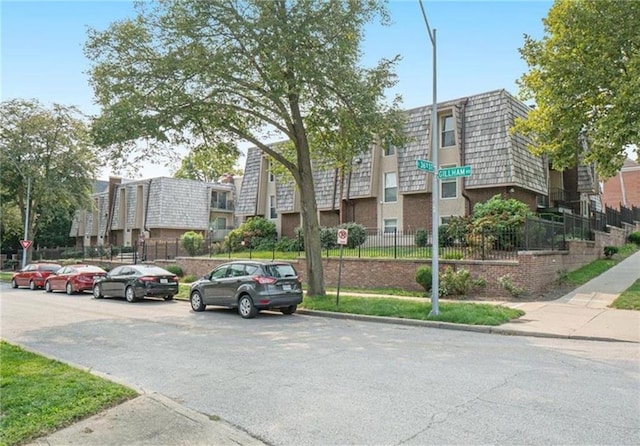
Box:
[11,263,62,290]
[92,264,179,302]
[189,261,303,318]
[45,265,107,295]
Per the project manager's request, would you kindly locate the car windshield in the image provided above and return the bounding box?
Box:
[263,264,297,278]
[40,265,61,272]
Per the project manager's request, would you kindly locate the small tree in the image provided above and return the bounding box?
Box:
[181,231,204,256]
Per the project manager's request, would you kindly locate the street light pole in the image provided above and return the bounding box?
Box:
[419,0,440,316]
[22,176,31,269]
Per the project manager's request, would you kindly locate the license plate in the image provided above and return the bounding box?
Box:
[160,278,168,284]
[93,276,100,280]
[282,284,291,291]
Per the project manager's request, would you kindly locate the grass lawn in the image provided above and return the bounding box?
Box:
[563,243,637,285]
[611,279,640,310]
[0,271,13,282]
[0,341,137,446]
[301,294,524,326]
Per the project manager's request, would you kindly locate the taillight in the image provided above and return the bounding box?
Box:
[138,276,156,282]
[253,276,276,285]
[171,276,179,282]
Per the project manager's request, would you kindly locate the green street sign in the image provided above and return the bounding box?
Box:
[416,159,434,172]
[437,165,472,179]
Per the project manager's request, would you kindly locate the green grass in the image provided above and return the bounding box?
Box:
[0,271,13,282]
[325,286,425,298]
[563,243,637,286]
[611,279,640,310]
[0,341,137,446]
[301,294,524,326]
[176,283,191,300]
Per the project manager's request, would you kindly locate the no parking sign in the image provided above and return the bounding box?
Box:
[337,228,348,245]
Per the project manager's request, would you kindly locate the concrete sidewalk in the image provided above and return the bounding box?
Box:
[26,251,640,446]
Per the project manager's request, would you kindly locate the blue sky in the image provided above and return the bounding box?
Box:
[1,0,553,177]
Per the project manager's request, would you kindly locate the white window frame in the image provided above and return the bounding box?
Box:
[383,144,396,156]
[384,218,398,234]
[269,195,277,219]
[268,160,275,182]
[440,164,458,199]
[441,115,455,147]
[383,172,398,203]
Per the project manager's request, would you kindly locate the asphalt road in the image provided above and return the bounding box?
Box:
[1,282,639,445]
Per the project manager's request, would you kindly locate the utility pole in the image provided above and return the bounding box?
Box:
[419,0,440,316]
[22,176,31,269]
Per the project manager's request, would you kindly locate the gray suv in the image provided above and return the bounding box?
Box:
[189,261,303,318]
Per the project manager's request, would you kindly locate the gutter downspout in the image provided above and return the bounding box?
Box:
[459,98,472,215]
[143,179,152,234]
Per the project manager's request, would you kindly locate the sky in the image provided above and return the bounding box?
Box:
[1,0,554,179]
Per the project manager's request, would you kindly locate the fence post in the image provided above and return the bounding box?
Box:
[481,229,486,260]
[394,228,398,259]
[175,238,179,259]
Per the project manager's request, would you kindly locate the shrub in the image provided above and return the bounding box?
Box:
[415,229,429,248]
[181,231,204,256]
[603,246,619,258]
[497,274,526,298]
[629,231,640,246]
[441,250,463,260]
[165,264,184,277]
[439,267,473,296]
[415,266,432,293]
[61,249,83,259]
[275,237,302,252]
[439,216,472,247]
[339,222,367,249]
[320,227,338,249]
[182,274,197,283]
[223,217,277,252]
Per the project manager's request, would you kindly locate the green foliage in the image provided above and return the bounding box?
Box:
[165,264,184,277]
[497,275,526,298]
[0,341,136,446]
[629,231,640,246]
[0,202,22,252]
[0,99,98,262]
[320,227,338,249]
[415,228,429,248]
[180,231,204,256]
[182,274,197,283]
[611,279,640,311]
[61,249,84,259]
[471,195,531,250]
[514,0,640,177]
[173,142,240,182]
[439,267,475,297]
[603,246,619,258]
[339,222,367,249]
[441,250,464,260]
[439,216,472,247]
[224,217,277,252]
[415,266,432,292]
[275,237,303,253]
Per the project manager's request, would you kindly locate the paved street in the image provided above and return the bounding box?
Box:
[2,283,639,445]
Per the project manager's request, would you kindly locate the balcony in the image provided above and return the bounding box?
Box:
[210,200,234,212]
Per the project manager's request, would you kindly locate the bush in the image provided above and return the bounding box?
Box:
[441,250,464,260]
[181,231,204,256]
[223,217,277,252]
[629,231,640,246]
[439,216,472,247]
[320,227,338,249]
[439,267,474,296]
[61,249,83,259]
[275,237,302,252]
[165,264,184,277]
[182,274,197,283]
[497,274,526,298]
[415,266,432,293]
[603,246,619,258]
[415,229,429,248]
[339,222,367,249]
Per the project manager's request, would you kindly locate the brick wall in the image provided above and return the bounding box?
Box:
[403,193,431,231]
[353,197,378,229]
[281,213,301,238]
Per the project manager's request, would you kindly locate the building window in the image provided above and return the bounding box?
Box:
[441,216,453,225]
[384,218,397,233]
[211,191,228,210]
[384,172,397,203]
[440,165,457,199]
[383,144,395,156]
[441,115,455,147]
[268,160,275,182]
[269,195,277,219]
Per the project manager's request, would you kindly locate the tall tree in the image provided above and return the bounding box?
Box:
[514,0,640,177]
[85,0,403,296]
[173,142,240,182]
[0,99,98,261]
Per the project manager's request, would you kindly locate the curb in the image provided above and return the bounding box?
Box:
[296,309,638,343]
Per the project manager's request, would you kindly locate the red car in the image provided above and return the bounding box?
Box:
[45,265,107,295]
[11,263,62,290]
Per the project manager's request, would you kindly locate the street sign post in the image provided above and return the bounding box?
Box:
[437,165,472,180]
[416,159,435,172]
[336,229,349,306]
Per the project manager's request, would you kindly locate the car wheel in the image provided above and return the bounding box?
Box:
[281,305,297,315]
[125,286,137,303]
[29,280,36,290]
[93,284,103,299]
[11,279,18,289]
[45,281,53,293]
[190,291,206,312]
[66,282,74,295]
[238,295,257,319]
[163,295,174,301]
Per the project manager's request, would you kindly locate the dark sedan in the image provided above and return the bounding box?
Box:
[11,263,62,290]
[45,264,107,295]
[92,264,179,302]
